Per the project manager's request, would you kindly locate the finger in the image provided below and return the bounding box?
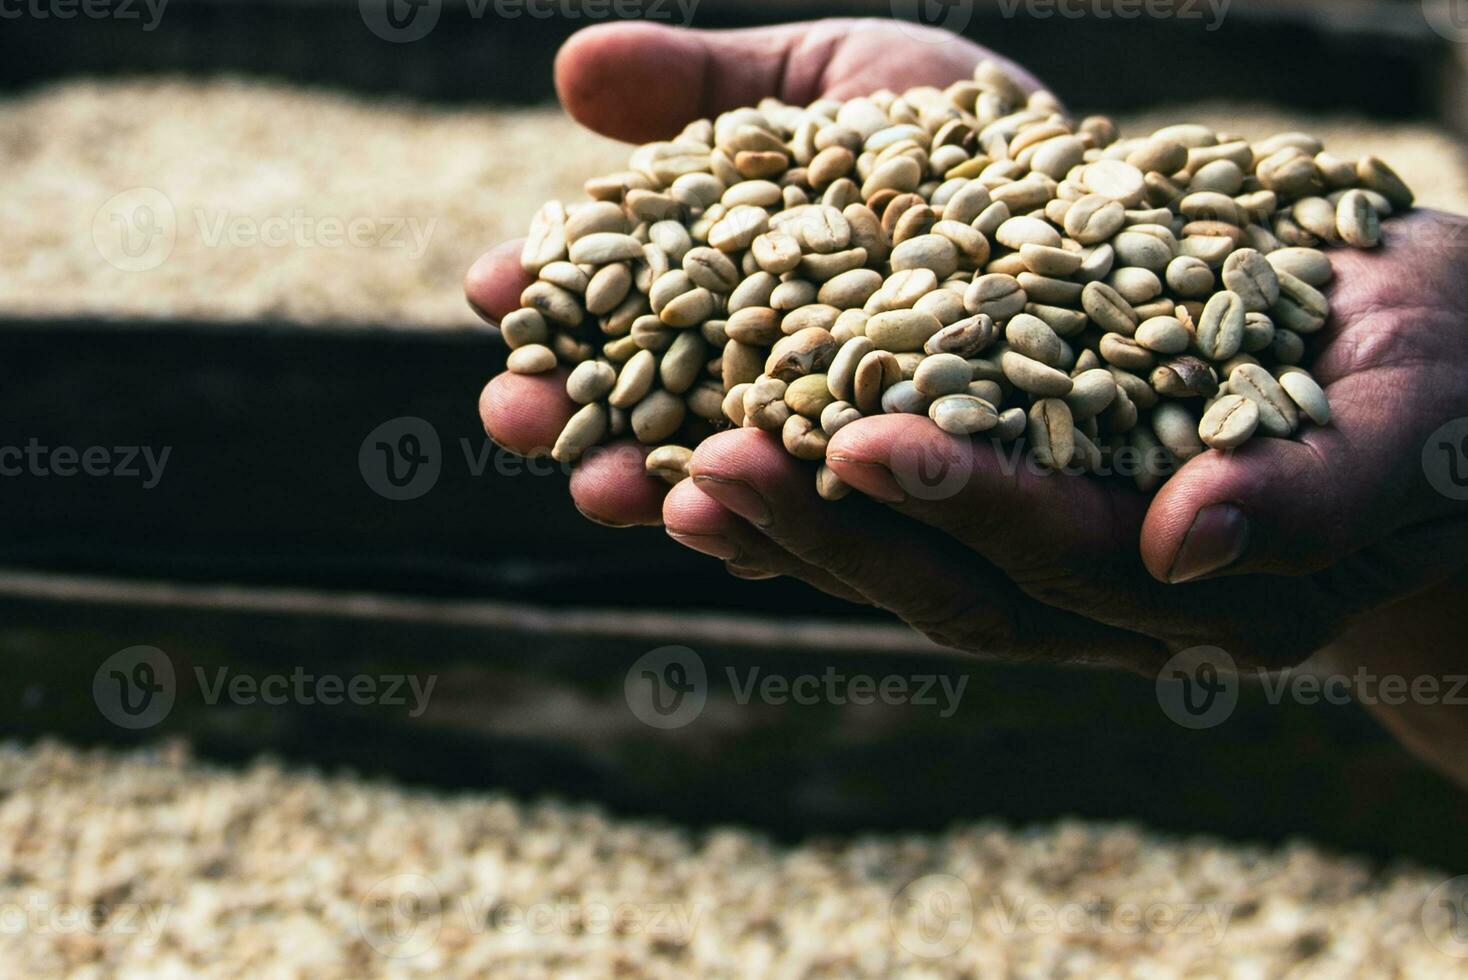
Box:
[464,239,531,326]
[687,428,1156,665]
[826,415,1146,578]
[570,441,668,527]
[824,414,1219,648]
[478,369,576,458]
[554,20,1048,144]
[1141,375,1461,585]
[662,479,868,603]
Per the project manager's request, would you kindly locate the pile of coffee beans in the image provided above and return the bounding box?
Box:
[496,60,1412,499]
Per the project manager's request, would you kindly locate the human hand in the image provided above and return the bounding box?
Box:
[470,22,1468,674]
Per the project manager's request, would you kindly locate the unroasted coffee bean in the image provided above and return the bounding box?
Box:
[1197,291,1245,361]
[497,69,1406,500]
[552,402,608,463]
[1151,356,1219,399]
[930,394,999,435]
[645,444,694,485]
[1198,394,1259,449]
[1028,399,1075,470]
[507,344,557,375]
[1276,367,1331,425]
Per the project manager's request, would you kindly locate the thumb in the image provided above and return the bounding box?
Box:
[553,20,1047,144]
[1140,406,1462,584]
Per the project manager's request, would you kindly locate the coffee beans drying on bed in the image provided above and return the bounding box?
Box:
[496,60,1411,497]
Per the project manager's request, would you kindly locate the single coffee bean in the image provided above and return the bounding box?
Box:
[1265,247,1332,287]
[965,274,1027,320]
[660,330,707,393]
[1028,399,1076,470]
[1220,248,1280,312]
[1002,350,1074,397]
[521,201,569,274]
[1336,189,1381,248]
[930,394,999,435]
[552,402,609,464]
[568,232,644,265]
[1065,368,1119,420]
[867,308,943,353]
[815,464,851,501]
[645,445,694,485]
[566,360,617,404]
[1272,270,1329,334]
[1006,313,1070,368]
[782,414,829,460]
[820,400,863,437]
[1275,367,1332,426]
[925,314,997,358]
[853,350,902,414]
[766,328,838,380]
[743,376,791,430]
[1357,155,1413,209]
[1198,394,1259,449]
[1197,290,1245,361]
[500,308,549,349]
[1151,356,1219,399]
[500,341,559,382]
[880,379,931,415]
[1135,316,1191,355]
[818,269,883,308]
[914,353,974,397]
[1151,401,1205,461]
[1063,194,1126,244]
[786,373,835,419]
[827,336,875,402]
[1099,333,1156,371]
[1082,281,1139,335]
[1164,256,1215,299]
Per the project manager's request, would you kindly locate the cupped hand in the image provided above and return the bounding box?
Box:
[470,21,1468,673]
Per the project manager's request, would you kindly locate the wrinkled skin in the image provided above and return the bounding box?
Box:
[469,20,1468,776]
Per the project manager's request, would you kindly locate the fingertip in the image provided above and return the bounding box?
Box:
[478,369,575,458]
[570,440,668,526]
[662,477,735,535]
[555,23,708,143]
[465,240,531,324]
